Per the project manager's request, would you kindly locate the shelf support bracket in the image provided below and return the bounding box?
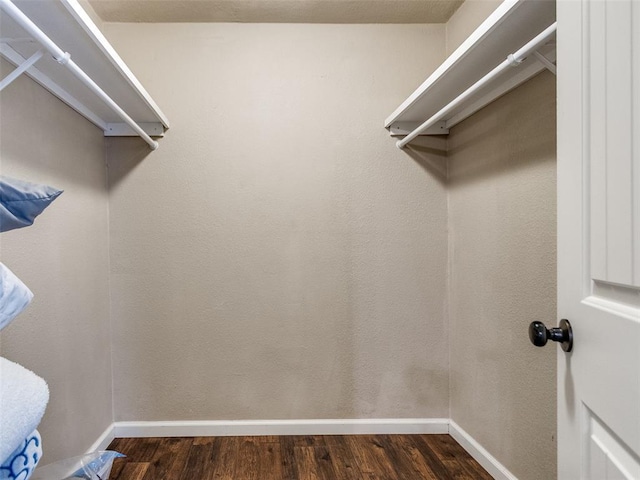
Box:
[533,51,557,75]
[0,48,43,92]
[0,43,109,130]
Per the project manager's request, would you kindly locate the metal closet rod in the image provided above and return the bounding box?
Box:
[396,21,558,149]
[0,0,159,150]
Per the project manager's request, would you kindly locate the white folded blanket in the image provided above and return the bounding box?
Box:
[0,263,33,331]
[0,358,49,465]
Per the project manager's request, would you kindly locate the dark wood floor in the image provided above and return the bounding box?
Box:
[107,434,493,479]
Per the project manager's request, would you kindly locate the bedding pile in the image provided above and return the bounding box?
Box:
[0,175,62,479]
[0,424,43,480]
[0,263,33,331]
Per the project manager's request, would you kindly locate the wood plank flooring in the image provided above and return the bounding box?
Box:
[107,434,493,479]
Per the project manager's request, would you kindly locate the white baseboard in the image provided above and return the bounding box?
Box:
[113,418,449,438]
[86,423,115,453]
[88,418,517,480]
[449,420,518,480]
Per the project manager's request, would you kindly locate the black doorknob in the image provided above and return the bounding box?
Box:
[529,319,573,352]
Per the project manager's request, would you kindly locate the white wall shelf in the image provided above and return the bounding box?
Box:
[385,0,555,148]
[0,0,169,149]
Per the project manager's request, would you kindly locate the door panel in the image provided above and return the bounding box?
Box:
[588,0,637,287]
[557,0,640,478]
[586,408,640,480]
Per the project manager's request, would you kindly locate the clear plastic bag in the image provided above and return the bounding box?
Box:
[30,451,124,480]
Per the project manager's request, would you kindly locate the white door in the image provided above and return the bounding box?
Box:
[557,0,640,478]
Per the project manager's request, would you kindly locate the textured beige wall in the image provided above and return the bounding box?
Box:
[104,23,450,421]
[447,72,557,480]
[445,0,502,55]
[0,60,112,462]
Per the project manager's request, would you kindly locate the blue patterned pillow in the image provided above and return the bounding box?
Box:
[0,430,42,480]
[0,176,62,232]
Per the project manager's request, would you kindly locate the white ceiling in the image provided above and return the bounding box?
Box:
[87,0,465,24]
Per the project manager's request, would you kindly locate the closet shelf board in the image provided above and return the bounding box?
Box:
[385,0,556,136]
[0,0,169,138]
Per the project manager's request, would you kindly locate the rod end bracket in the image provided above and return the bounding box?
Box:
[55,51,71,65]
[507,53,522,67]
